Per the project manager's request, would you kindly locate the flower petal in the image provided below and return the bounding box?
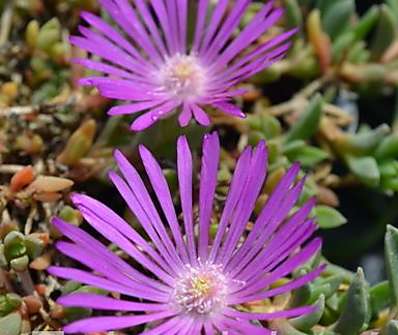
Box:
[177,135,197,263]
[198,132,220,259]
[63,311,175,333]
[58,293,169,311]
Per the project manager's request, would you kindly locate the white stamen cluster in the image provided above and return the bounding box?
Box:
[157,54,207,100]
[174,263,228,315]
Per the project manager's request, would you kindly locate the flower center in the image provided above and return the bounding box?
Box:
[158,54,206,100]
[174,263,228,315]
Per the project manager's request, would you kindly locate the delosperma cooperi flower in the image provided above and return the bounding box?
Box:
[48,132,324,334]
[71,0,296,130]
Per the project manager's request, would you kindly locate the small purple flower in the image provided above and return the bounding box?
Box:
[71,0,296,130]
[49,133,323,334]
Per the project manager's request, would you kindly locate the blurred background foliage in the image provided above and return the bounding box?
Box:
[1,0,398,334]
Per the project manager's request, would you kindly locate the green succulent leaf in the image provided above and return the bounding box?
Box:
[0,245,7,267]
[0,312,22,335]
[311,275,344,301]
[270,319,308,335]
[315,0,334,14]
[385,225,398,304]
[384,320,398,335]
[337,124,390,156]
[286,145,329,168]
[370,4,398,60]
[346,155,380,187]
[10,255,29,272]
[322,0,355,40]
[24,235,44,259]
[283,0,303,29]
[289,294,325,331]
[370,281,393,317]
[333,268,371,335]
[375,134,398,160]
[290,269,312,307]
[36,18,61,53]
[3,232,26,261]
[249,114,282,140]
[353,6,381,40]
[314,206,347,229]
[0,294,22,317]
[326,293,340,312]
[285,94,323,142]
[386,0,398,20]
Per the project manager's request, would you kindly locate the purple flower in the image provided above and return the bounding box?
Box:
[49,133,323,334]
[71,0,296,130]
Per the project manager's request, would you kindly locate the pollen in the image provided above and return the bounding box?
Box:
[173,263,228,315]
[157,54,207,101]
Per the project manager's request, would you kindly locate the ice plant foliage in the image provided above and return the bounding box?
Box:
[71,0,296,130]
[48,133,324,334]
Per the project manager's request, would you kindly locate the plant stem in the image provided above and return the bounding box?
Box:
[18,269,35,295]
[0,268,13,292]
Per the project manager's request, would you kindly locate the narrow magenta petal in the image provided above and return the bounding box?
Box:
[230,265,326,304]
[55,241,159,293]
[202,0,251,61]
[71,193,177,284]
[226,179,310,277]
[199,0,229,53]
[151,0,177,53]
[79,11,142,60]
[103,181,181,280]
[139,144,189,262]
[48,266,168,302]
[63,311,175,333]
[130,101,179,131]
[130,112,159,131]
[177,135,197,263]
[108,100,166,116]
[198,132,220,259]
[58,293,169,311]
[71,58,143,82]
[140,316,189,335]
[192,0,210,51]
[216,140,268,264]
[209,146,253,262]
[223,305,317,321]
[113,149,183,271]
[177,0,188,52]
[82,78,158,100]
[51,217,170,292]
[212,102,246,118]
[114,0,163,63]
[216,317,273,334]
[227,162,301,267]
[192,104,211,126]
[178,103,193,127]
[233,238,322,298]
[216,3,279,65]
[164,1,181,53]
[134,0,168,55]
[204,321,217,335]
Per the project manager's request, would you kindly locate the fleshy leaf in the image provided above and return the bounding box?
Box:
[385,225,398,305]
[285,94,323,142]
[314,206,347,229]
[289,294,325,331]
[333,268,371,335]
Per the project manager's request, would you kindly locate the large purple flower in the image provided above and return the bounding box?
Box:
[71,0,296,130]
[49,133,323,334]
